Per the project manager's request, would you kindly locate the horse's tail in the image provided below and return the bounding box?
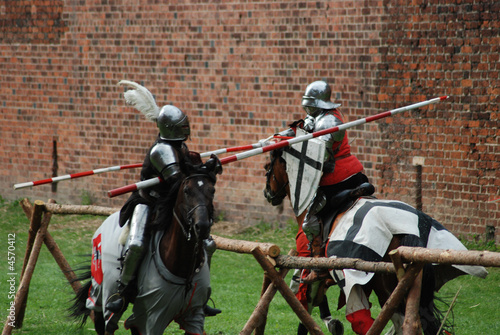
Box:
[420,264,455,335]
[68,265,92,326]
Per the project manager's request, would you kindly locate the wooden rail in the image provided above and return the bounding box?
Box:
[3,199,499,335]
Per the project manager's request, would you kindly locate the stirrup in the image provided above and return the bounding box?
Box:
[204,298,221,317]
[105,292,128,313]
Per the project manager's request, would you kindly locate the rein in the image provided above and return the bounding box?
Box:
[172,204,211,241]
[160,173,214,287]
[172,173,215,240]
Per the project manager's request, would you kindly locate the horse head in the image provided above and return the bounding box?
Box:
[263,148,289,206]
[160,153,222,279]
[175,154,222,241]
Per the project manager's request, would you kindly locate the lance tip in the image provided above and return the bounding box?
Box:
[440,95,449,100]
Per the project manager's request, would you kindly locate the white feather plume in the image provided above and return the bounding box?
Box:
[118,80,160,121]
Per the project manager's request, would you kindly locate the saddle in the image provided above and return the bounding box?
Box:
[303,182,375,287]
[319,182,375,244]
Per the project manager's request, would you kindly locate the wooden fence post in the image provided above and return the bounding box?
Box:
[9,199,88,330]
[254,273,272,335]
[240,249,297,335]
[251,247,324,335]
[366,262,424,335]
[16,199,57,328]
[20,200,45,278]
[2,200,48,335]
[402,268,423,334]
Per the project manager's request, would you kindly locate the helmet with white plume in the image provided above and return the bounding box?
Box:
[118,80,190,140]
[157,105,190,141]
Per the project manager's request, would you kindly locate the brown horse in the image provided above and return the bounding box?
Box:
[71,156,222,334]
[264,148,487,335]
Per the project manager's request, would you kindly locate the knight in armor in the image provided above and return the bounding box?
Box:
[279,80,372,242]
[299,80,371,242]
[105,81,222,317]
[105,104,193,313]
[279,80,374,335]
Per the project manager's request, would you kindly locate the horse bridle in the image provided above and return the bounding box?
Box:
[264,151,289,205]
[172,174,214,242]
[154,173,215,288]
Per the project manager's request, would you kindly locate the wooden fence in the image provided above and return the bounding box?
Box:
[3,199,500,335]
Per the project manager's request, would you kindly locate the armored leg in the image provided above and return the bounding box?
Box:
[302,190,327,242]
[106,204,149,313]
[121,204,149,285]
[204,236,217,268]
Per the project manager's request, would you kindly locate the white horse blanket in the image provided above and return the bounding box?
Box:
[326,198,488,302]
[86,212,211,335]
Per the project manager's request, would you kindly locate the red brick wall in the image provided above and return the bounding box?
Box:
[1,0,497,242]
[376,0,499,242]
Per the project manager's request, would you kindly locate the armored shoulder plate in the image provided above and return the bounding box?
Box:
[315,112,345,143]
[314,112,345,162]
[149,142,181,181]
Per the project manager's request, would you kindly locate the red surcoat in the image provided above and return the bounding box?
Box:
[317,110,364,186]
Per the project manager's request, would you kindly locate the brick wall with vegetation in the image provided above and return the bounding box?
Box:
[1,0,497,242]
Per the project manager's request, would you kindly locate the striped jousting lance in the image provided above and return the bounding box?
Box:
[200,136,274,157]
[107,95,449,197]
[12,138,274,190]
[13,164,144,190]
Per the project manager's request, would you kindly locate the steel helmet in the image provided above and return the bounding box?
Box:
[157,105,190,141]
[301,80,341,117]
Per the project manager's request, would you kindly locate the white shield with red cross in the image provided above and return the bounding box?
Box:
[283,129,325,216]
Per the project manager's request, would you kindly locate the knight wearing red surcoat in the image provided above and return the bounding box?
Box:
[279,80,369,241]
[280,80,374,335]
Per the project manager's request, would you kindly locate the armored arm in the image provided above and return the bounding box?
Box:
[315,113,345,162]
[303,115,315,132]
[276,118,315,137]
[149,142,182,183]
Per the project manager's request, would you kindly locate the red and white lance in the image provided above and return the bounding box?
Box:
[201,136,273,157]
[107,96,449,197]
[13,163,143,190]
[13,138,274,190]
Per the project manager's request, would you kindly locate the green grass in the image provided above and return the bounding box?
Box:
[0,198,499,334]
